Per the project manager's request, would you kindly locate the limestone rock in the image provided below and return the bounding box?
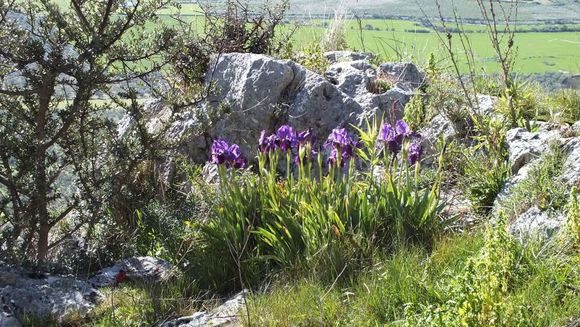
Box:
[505,124,563,175]
[476,94,499,117]
[418,114,457,160]
[378,62,426,89]
[0,313,21,327]
[562,137,580,186]
[160,290,247,327]
[0,264,102,321]
[163,53,425,165]
[89,256,172,287]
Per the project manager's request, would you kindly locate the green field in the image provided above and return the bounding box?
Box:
[287,19,580,74]
[155,8,580,74]
[287,0,580,21]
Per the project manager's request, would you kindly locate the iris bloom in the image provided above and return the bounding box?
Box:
[325,128,358,166]
[408,142,423,165]
[258,130,277,154]
[379,119,421,156]
[378,123,399,154]
[295,128,317,165]
[211,139,246,168]
[275,125,297,152]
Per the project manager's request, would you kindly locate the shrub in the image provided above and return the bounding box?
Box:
[404,218,529,326]
[461,116,510,214]
[320,5,348,52]
[426,77,471,136]
[194,120,447,292]
[548,89,580,124]
[293,43,331,75]
[461,152,510,214]
[200,0,291,55]
[403,93,428,131]
[133,201,195,264]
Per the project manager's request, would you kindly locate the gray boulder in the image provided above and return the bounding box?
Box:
[89,256,172,287]
[325,60,415,122]
[562,137,580,186]
[494,125,580,216]
[199,53,361,159]
[0,313,21,327]
[324,51,373,63]
[505,124,563,175]
[160,290,247,327]
[476,94,499,117]
[379,62,426,89]
[418,114,458,160]
[509,206,566,240]
[0,265,102,321]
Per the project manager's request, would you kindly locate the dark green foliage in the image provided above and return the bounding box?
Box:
[0,0,182,263]
[462,153,510,214]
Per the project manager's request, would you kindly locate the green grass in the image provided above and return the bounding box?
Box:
[246,226,579,326]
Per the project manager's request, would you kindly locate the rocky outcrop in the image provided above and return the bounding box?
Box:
[378,62,426,89]
[562,137,580,186]
[160,290,247,327]
[0,312,21,327]
[0,256,171,323]
[505,124,564,175]
[492,123,580,238]
[418,95,499,159]
[509,206,566,240]
[157,53,426,164]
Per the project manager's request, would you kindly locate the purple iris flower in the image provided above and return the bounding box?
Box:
[325,128,358,166]
[275,125,297,152]
[210,139,246,168]
[211,139,232,165]
[378,123,400,154]
[324,128,354,149]
[258,130,278,153]
[395,120,411,141]
[408,142,423,165]
[378,120,421,155]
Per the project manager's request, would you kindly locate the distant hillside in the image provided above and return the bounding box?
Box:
[284,0,580,21]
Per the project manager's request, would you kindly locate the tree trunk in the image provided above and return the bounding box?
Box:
[34,74,54,262]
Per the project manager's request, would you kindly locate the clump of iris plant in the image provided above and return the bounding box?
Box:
[324,128,359,167]
[213,119,422,172]
[378,120,423,165]
[211,139,246,168]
